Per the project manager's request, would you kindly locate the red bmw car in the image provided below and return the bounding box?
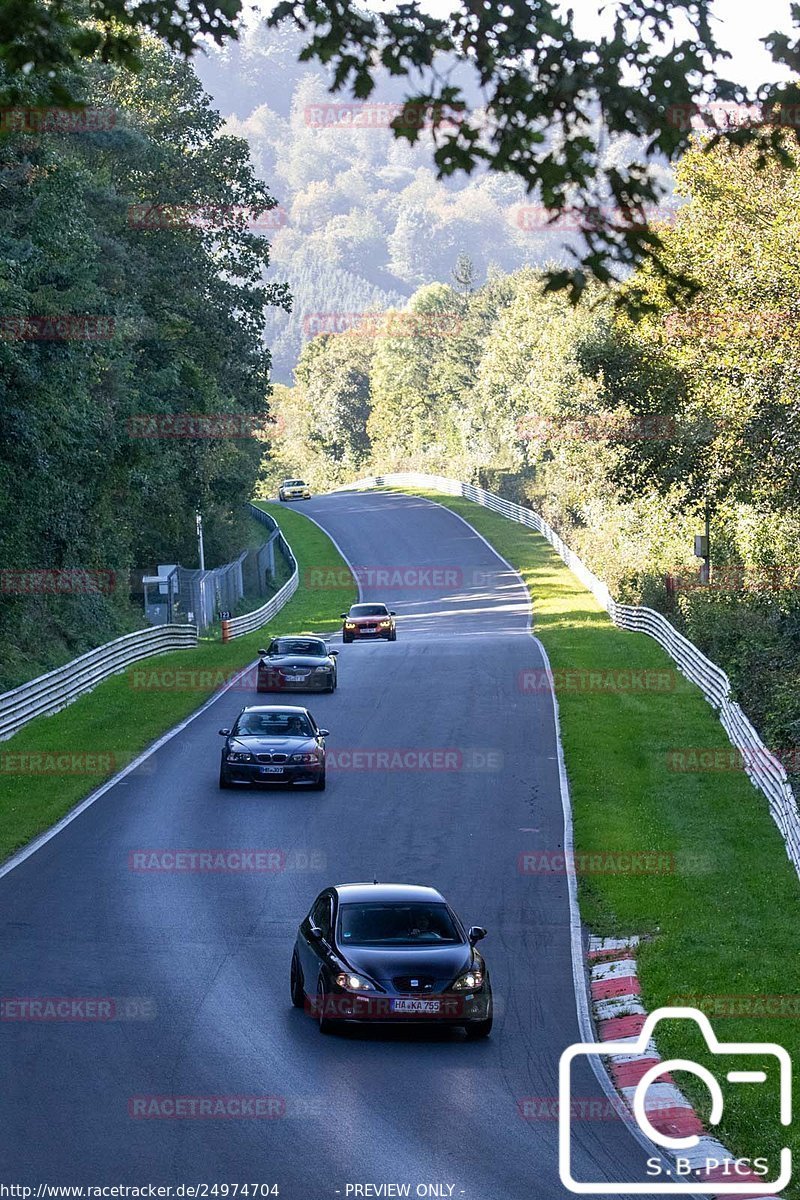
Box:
[341,602,396,643]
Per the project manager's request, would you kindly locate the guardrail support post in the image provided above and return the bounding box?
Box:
[221,619,231,643]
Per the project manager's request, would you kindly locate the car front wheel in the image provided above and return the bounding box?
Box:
[290,951,305,1008]
[219,765,233,789]
[464,1000,492,1039]
[317,977,335,1033]
[310,770,326,791]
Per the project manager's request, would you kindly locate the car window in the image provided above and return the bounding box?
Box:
[270,638,326,656]
[349,604,389,617]
[234,711,314,737]
[310,894,332,938]
[338,903,462,946]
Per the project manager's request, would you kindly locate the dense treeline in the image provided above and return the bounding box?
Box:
[197,23,675,382]
[0,41,288,690]
[265,136,800,773]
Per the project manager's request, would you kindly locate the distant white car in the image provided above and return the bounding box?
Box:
[278,479,311,501]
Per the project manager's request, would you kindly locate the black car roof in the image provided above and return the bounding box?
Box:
[332,883,446,904]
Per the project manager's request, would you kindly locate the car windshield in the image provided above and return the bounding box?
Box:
[349,604,388,617]
[269,638,326,657]
[234,711,314,738]
[338,902,462,946]
[284,480,304,487]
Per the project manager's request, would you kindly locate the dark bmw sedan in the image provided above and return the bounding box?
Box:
[218,706,328,790]
[290,883,492,1037]
[257,636,338,693]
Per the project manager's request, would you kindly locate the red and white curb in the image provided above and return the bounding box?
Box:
[588,936,782,1197]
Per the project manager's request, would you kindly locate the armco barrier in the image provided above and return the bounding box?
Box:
[335,472,800,880]
[0,507,302,738]
[221,505,299,640]
[0,625,198,742]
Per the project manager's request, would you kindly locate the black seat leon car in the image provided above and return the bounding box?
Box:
[290,883,492,1037]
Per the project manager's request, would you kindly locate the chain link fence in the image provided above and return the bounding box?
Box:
[143,506,295,633]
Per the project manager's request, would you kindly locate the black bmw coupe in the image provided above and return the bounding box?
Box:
[218,705,328,790]
[257,636,338,693]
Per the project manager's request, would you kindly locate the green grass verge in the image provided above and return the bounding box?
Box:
[386,486,799,1186]
[0,501,355,864]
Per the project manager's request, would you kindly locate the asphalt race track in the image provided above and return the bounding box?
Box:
[0,489,661,1197]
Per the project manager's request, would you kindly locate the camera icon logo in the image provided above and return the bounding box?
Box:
[559,1006,792,1194]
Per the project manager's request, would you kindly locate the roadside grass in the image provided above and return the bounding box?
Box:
[0,501,355,863]
[387,486,799,1183]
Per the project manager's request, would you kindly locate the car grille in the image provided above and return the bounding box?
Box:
[392,975,437,992]
[256,753,289,764]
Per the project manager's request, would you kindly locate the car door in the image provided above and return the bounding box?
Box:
[298,891,334,983]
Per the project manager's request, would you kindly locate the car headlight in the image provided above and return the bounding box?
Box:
[335,972,374,991]
[226,750,253,763]
[450,969,484,991]
[313,665,331,673]
[291,751,320,763]
[379,620,391,627]
[345,622,356,629]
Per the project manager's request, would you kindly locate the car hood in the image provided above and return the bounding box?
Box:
[228,735,318,752]
[339,943,473,987]
[260,655,328,668]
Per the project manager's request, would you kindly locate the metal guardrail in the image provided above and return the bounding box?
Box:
[220,505,299,640]
[336,471,800,880]
[0,624,198,742]
[0,506,302,738]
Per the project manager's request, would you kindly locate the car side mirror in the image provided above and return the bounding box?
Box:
[318,729,330,738]
[330,649,339,656]
[308,924,323,941]
[218,728,231,736]
[340,613,347,619]
[390,611,396,616]
[468,926,487,944]
[257,648,267,657]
